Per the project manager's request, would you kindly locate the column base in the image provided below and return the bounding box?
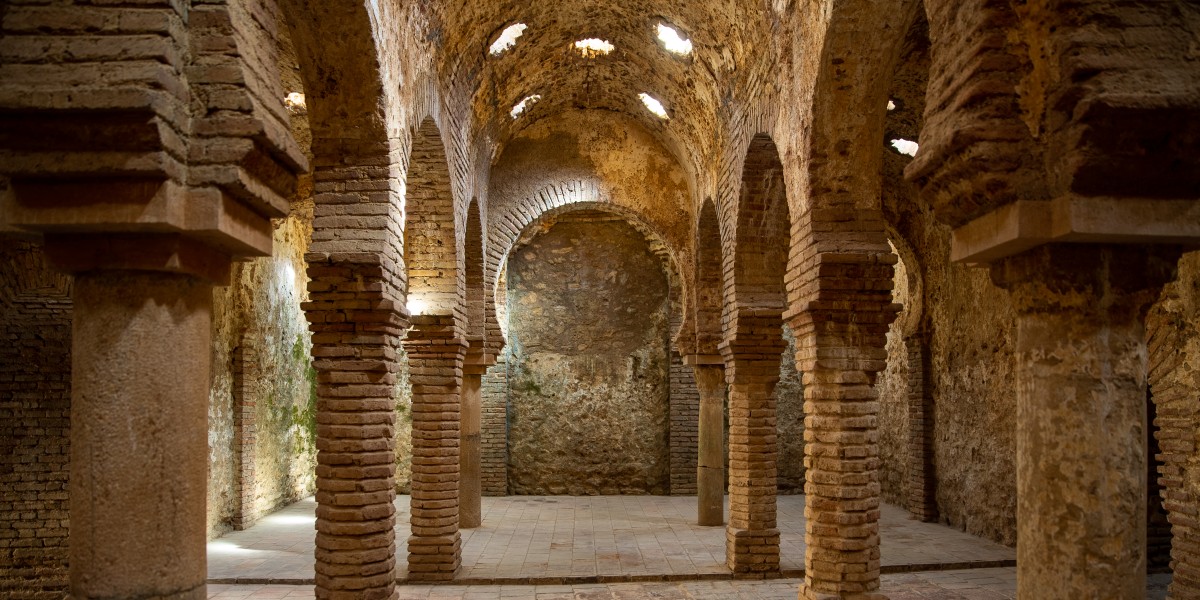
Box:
[726,527,780,573]
[407,533,462,581]
[799,583,887,600]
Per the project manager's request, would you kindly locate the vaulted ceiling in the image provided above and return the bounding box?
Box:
[421,0,784,173]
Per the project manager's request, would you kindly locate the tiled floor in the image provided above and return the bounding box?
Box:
[208,495,1014,583]
[206,568,1174,599]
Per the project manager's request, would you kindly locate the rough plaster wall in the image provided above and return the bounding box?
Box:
[878,253,912,505]
[0,241,71,598]
[929,247,1018,545]
[775,325,805,494]
[207,208,318,539]
[393,349,413,495]
[506,216,671,495]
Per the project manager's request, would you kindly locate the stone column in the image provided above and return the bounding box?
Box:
[403,315,467,581]
[993,246,1176,599]
[791,251,898,600]
[687,356,726,526]
[720,330,786,574]
[460,367,484,529]
[68,269,212,599]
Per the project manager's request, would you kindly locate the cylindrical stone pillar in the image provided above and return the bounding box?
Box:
[693,363,726,526]
[460,371,483,529]
[70,271,212,599]
[996,246,1174,599]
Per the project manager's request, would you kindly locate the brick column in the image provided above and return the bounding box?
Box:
[305,256,406,600]
[993,245,1176,599]
[458,357,487,528]
[232,341,260,529]
[791,251,898,600]
[402,315,467,581]
[687,356,726,526]
[903,333,937,522]
[720,319,786,574]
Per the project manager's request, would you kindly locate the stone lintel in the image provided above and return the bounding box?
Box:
[952,196,1200,265]
[43,232,233,284]
[2,178,275,259]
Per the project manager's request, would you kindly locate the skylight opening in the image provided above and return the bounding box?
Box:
[639,93,669,120]
[575,38,615,58]
[656,23,693,56]
[489,23,527,56]
[510,94,542,119]
[285,92,306,113]
[891,138,919,157]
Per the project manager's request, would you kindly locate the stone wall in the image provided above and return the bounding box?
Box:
[0,240,72,598]
[506,214,672,495]
[878,252,912,506]
[919,234,1017,545]
[775,326,805,494]
[206,207,318,539]
[480,355,508,496]
[393,348,413,495]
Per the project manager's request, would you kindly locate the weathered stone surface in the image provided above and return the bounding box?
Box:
[506,214,671,496]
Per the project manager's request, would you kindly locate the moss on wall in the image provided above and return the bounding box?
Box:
[207,204,318,539]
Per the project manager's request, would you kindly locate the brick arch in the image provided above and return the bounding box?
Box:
[497,201,686,344]
[694,198,724,356]
[1147,276,1200,598]
[404,117,462,322]
[485,178,612,296]
[726,134,789,331]
[885,227,925,338]
[464,198,486,348]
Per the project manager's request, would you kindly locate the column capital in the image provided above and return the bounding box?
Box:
[43,232,234,284]
[990,244,1181,318]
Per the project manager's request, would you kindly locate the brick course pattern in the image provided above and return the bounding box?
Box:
[402,319,467,582]
[0,242,72,599]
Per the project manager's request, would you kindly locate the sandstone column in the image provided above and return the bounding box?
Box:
[460,367,484,529]
[994,246,1176,599]
[69,269,212,600]
[403,315,467,581]
[720,330,786,574]
[688,356,726,526]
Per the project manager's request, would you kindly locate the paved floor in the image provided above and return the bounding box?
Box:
[208,495,1014,583]
[205,569,1173,599]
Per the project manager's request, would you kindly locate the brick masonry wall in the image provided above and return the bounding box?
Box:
[480,354,508,495]
[0,241,72,598]
[669,348,699,495]
[1147,249,1200,596]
